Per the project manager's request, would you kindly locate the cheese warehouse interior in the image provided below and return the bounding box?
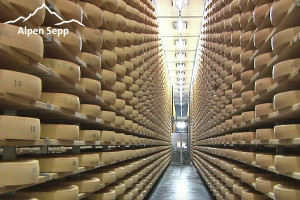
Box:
[0,0,299,200]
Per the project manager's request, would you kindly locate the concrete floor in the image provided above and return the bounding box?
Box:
[147,164,213,200]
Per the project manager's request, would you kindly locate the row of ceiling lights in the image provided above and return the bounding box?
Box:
[172,0,189,106]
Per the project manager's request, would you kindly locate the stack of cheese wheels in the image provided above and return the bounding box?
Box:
[78,153,100,167]
[0,160,40,186]
[19,184,79,200]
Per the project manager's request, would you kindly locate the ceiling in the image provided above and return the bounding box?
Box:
[154,0,205,105]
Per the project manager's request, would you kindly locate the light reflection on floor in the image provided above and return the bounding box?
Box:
[147,165,213,200]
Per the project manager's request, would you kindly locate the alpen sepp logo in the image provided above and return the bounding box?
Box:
[5,3,85,37]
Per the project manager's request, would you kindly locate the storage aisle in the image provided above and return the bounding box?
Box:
[147,165,213,200]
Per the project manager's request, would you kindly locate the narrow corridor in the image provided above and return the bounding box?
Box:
[147,165,213,200]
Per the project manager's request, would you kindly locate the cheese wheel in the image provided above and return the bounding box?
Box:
[113,82,126,94]
[98,69,116,86]
[124,76,134,86]
[0,160,39,186]
[77,52,101,71]
[254,52,274,71]
[232,133,242,141]
[0,115,40,140]
[77,27,103,51]
[7,0,45,25]
[101,0,118,12]
[115,31,126,47]
[87,190,116,200]
[114,47,126,63]
[79,78,101,95]
[256,153,275,166]
[241,171,271,184]
[108,183,125,196]
[114,166,125,179]
[123,91,133,100]
[116,14,126,31]
[100,90,116,105]
[100,131,115,142]
[122,178,133,189]
[98,171,116,184]
[52,0,82,22]
[274,124,300,139]
[101,30,117,50]
[20,185,79,200]
[255,103,274,117]
[256,129,274,140]
[274,184,300,200]
[114,64,126,77]
[241,190,269,200]
[0,23,43,61]
[101,11,118,30]
[98,152,116,163]
[254,27,274,49]
[0,70,42,100]
[37,156,79,172]
[256,177,284,193]
[232,98,243,108]
[115,133,125,143]
[241,70,256,84]
[275,155,300,172]
[1,195,38,200]
[119,192,133,200]
[114,99,125,110]
[124,105,133,115]
[242,90,255,104]
[80,2,103,28]
[79,130,100,141]
[232,81,243,93]
[115,116,125,126]
[114,151,125,161]
[241,111,255,122]
[242,152,256,163]
[51,29,82,55]
[101,50,117,68]
[41,124,79,140]
[272,27,300,55]
[273,58,300,81]
[66,177,101,193]
[241,132,255,142]
[132,110,139,118]
[101,111,116,123]
[124,120,133,129]
[80,104,101,117]
[255,77,275,94]
[274,91,300,110]
[40,93,80,111]
[78,153,100,167]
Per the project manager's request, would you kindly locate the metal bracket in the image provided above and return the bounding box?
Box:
[3,146,17,160]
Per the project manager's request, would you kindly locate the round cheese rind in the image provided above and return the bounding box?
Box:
[101,11,118,30]
[41,124,79,140]
[255,77,275,94]
[115,116,125,126]
[40,92,80,112]
[80,2,103,28]
[52,29,82,55]
[242,90,256,104]
[100,90,116,105]
[79,78,101,95]
[115,133,125,143]
[79,104,101,117]
[77,52,101,71]
[256,129,274,140]
[77,27,103,51]
[66,177,101,193]
[274,184,300,200]
[255,103,274,117]
[256,177,283,193]
[0,115,40,140]
[78,154,100,167]
[98,69,116,86]
[0,70,42,100]
[79,130,100,141]
[0,160,39,186]
[87,190,116,200]
[114,64,126,77]
[52,0,83,22]
[98,152,116,163]
[101,49,117,68]
[37,156,79,172]
[275,155,300,172]
[20,185,79,200]
[114,99,125,110]
[113,82,126,94]
[272,27,300,55]
[274,124,300,139]
[101,111,116,123]
[273,91,300,110]
[42,58,80,83]
[273,58,300,80]
[256,153,275,166]
[101,30,117,50]
[100,131,115,142]
[0,23,43,61]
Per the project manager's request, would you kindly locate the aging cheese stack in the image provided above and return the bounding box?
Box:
[0,0,171,199]
[191,0,300,200]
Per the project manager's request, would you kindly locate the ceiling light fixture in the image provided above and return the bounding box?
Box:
[176,121,187,129]
[175,37,186,50]
[172,0,189,10]
[176,52,186,62]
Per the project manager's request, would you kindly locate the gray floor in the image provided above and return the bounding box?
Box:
[147,164,214,200]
